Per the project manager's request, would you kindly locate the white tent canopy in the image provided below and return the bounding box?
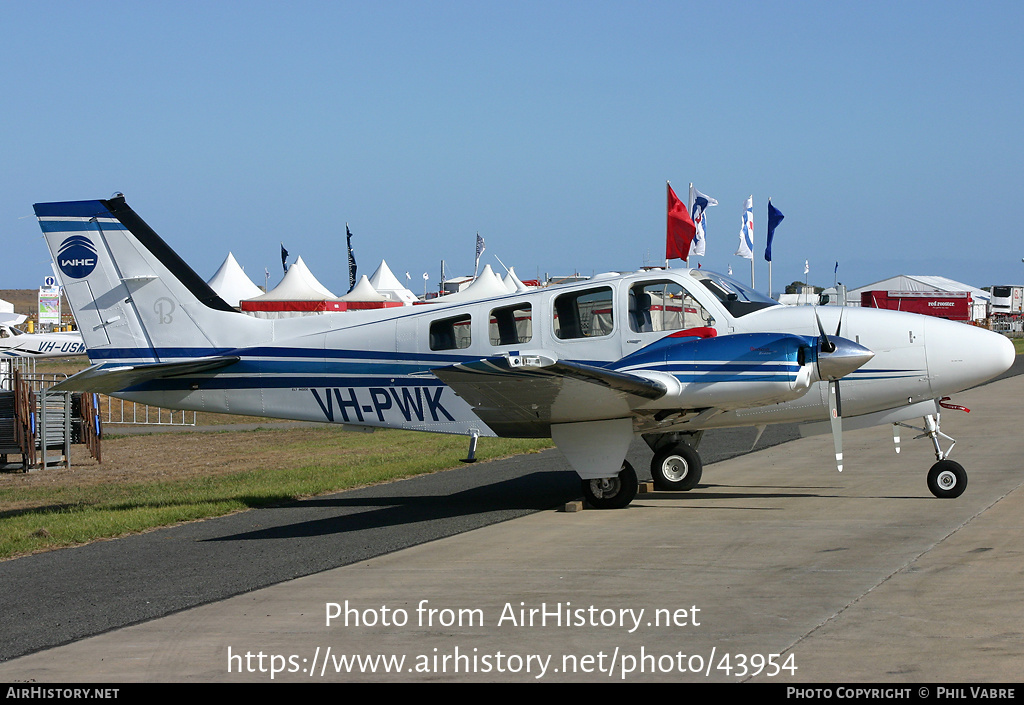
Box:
[338,275,388,302]
[207,252,264,308]
[437,265,510,303]
[368,260,417,304]
[249,256,336,301]
[502,266,530,294]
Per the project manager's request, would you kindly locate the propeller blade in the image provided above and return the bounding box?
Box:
[814,309,836,353]
[828,380,844,472]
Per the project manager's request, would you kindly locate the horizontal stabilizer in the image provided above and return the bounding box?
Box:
[431,354,666,436]
[50,356,240,394]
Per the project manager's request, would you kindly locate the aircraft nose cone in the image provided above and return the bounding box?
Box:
[817,336,875,381]
[925,317,1016,391]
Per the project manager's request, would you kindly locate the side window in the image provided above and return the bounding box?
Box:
[429,314,472,351]
[553,287,614,340]
[629,281,712,333]
[489,303,532,346]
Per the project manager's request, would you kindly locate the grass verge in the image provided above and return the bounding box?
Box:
[0,426,552,561]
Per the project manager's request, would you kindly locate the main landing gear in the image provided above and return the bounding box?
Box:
[644,432,704,492]
[894,408,968,499]
[581,461,638,509]
[650,443,703,491]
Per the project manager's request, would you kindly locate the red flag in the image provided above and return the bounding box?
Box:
[666,183,696,261]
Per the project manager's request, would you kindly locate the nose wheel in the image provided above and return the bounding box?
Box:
[927,460,967,499]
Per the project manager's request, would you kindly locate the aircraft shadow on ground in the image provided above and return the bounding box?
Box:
[203,469,583,542]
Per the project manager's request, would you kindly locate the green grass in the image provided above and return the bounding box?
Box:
[0,428,552,561]
[1013,337,1024,355]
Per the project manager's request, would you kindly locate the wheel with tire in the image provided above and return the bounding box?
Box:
[927,459,967,499]
[581,461,639,509]
[651,444,703,491]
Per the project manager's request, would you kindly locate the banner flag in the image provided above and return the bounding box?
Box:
[346,225,357,293]
[666,182,697,261]
[735,196,754,259]
[765,199,784,262]
[474,233,485,276]
[689,184,718,257]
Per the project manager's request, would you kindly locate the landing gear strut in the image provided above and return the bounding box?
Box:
[895,410,968,499]
[581,461,638,509]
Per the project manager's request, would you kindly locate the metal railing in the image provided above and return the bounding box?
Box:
[102,397,196,426]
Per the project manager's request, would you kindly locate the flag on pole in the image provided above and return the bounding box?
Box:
[689,185,717,257]
[474,233,485,276]
[804,259,810,275]
[280,243,289,274]
[764,199,784,262]
[735,196,754,259]
[345,225,356,293]
[666,182,696,261]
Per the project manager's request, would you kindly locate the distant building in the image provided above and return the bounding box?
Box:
[846,275,990,322]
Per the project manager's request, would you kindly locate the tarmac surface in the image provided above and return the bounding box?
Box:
[0,361,1021,683]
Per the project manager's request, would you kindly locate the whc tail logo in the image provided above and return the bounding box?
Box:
[57,236,98,278]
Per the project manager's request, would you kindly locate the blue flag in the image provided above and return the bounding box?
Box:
[764,199,785,262]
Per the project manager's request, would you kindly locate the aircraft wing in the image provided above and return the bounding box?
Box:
[49,356,241,394]
[431,354,666,437]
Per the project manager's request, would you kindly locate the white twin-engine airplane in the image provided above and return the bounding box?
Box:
[35,195,1015,509]
[0,313,86,358]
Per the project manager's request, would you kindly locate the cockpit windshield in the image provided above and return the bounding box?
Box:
[689,270,780,317]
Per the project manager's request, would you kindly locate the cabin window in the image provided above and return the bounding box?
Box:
[489,303,532,346]
[629,281,711,333]
[553,287,614,339]
[429,314,472,351]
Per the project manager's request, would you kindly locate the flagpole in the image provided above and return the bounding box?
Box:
[686,183,693,270]
[665,182,671,269]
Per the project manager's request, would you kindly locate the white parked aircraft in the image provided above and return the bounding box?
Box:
[0,313,86,358]
[34,195,1015,508]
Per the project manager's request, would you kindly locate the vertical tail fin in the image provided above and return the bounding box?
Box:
[35,195,262,363]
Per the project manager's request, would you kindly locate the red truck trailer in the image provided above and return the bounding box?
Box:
[860,290,972,321]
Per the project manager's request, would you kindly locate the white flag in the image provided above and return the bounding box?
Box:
[735,196,754,260]
[804,259,809,275]
[689,185,718,257]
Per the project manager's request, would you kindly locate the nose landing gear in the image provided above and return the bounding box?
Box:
[895,408,968,499]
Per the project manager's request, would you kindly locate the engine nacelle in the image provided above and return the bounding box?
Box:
[617,331,817,411]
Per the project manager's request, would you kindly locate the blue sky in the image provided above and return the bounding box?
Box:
[3,1,1022,296]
